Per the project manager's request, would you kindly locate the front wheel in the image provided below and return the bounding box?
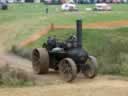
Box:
[59,58,77,82]
[82,56,97,78]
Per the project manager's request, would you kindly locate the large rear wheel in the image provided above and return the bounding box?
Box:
[32,48,49,74]
[59,58,77,82]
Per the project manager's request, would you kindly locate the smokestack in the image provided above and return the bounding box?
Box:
[76,19,82,48]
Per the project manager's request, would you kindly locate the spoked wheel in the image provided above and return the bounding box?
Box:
[82,56,97,78]
[59,58,77,82]
[32,48,49,74]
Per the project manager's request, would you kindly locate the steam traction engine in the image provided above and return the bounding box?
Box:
[32,20,97,82]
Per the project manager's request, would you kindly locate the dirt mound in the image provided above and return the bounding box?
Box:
[18,20,128,47]
[19,26,51,47]
[54,20,128,29]
[86,20,128,28]
[0,53,63,85]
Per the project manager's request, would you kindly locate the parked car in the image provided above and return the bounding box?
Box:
[0,1,8,10]
[94,3,112,11]
[61,2,78,11]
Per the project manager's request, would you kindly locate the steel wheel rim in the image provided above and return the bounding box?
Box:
[85,64,94,77]
[32,49,40,73]
[83,56,97,78]
[59,60,73,81]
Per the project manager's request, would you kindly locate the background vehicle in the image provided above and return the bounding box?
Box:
[61,2,78,11]
[94,3,112,11]
[32,19,97,82]
[0,1,8,10]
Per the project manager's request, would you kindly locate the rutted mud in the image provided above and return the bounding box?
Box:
[0,53,128,96]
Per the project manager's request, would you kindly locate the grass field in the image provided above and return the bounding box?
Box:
[0,3,128,51]
[0,3,128,75]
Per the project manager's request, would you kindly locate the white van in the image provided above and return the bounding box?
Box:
[94,3,112,11]
[61,2,78,11]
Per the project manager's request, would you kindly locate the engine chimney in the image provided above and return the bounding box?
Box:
[76,19,82,48]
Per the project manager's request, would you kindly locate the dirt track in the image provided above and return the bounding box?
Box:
[0,74,128,96]
[0,53,128,96]
[1,20,128,96]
